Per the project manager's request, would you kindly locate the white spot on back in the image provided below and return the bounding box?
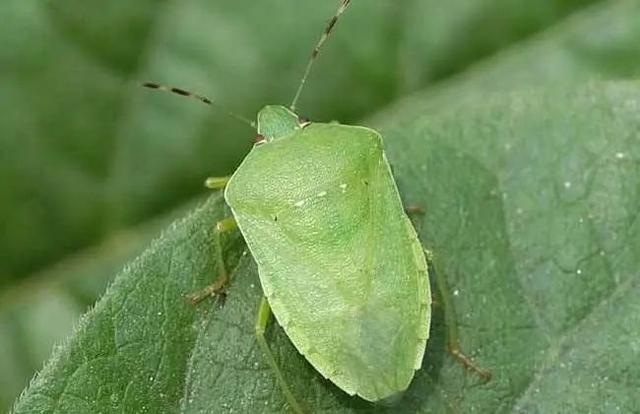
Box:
[317,191,327,197]
[339,183,347,192]
[294,200,305,207]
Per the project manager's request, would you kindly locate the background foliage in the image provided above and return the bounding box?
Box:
[2,0,640,412]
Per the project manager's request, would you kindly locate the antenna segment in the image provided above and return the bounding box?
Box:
[290,0,352,112]
[141,82,256,129]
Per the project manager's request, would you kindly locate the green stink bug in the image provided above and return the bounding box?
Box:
[143,0,489,411]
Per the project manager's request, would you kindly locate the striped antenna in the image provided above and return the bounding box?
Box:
[141,82,256,129]
[290,0,352,112]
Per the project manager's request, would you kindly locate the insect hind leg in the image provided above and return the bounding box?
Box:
[255,297,306,414]
[428,250,492,382]
[187,217,238,305]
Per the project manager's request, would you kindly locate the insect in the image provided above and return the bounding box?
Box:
[143,1,489,411]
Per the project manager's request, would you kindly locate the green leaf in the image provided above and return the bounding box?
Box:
[13,80,640,413]
[8,0,640,412]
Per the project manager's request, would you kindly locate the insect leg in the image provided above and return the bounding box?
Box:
[204,176,231,190]
[187,217,238,305]
[255,297,306,414]
[405,205,425,215]
[428,250,492,382]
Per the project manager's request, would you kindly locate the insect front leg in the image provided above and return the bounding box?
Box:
[187,216,237,305]
[255,297,306,414]
[204,175,232,190]
[427,250,492,382]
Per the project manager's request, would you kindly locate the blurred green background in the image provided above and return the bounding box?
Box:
[2,0,640,411]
